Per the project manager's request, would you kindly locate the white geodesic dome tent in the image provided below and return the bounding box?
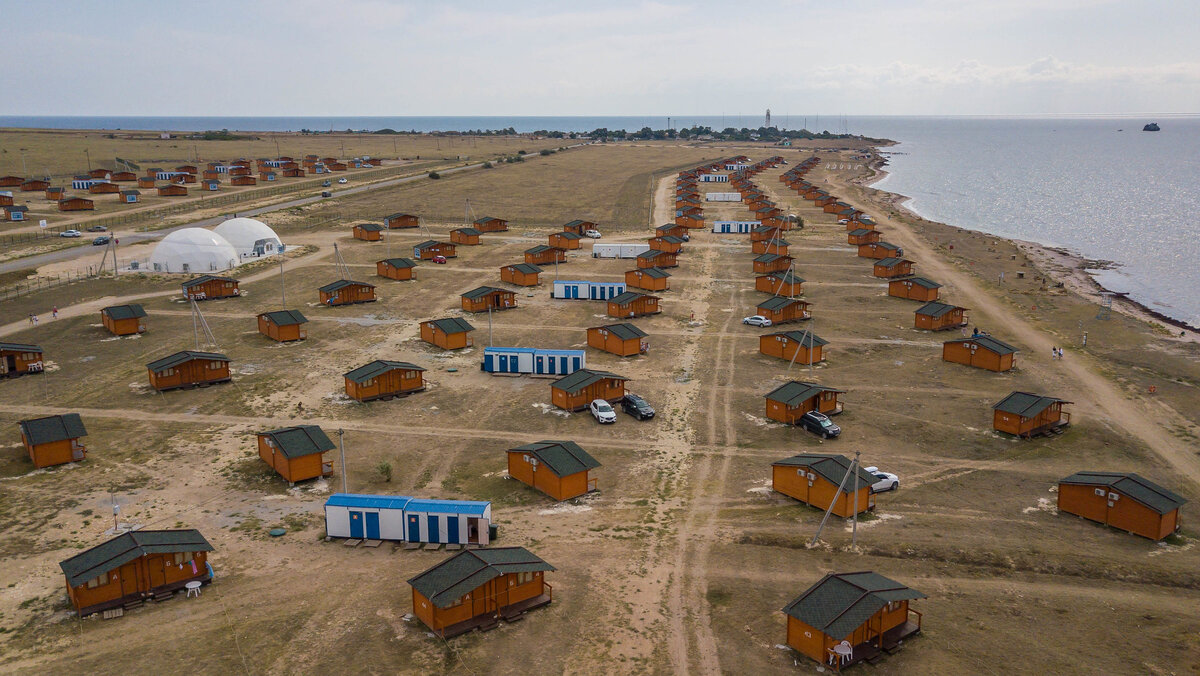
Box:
[213,217,283,258]
[149,228,239,273]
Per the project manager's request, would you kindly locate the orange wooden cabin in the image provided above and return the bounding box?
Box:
[88,182,121,195]
[59,530,214,618]
[461,286,517,312]
[182,275,240,300]
[283,168,305,177]
[656,223,688,239]
[100,304,147,336]
[1,342,44,378]
[21,179,49,191]
[858,241,902,260]
[765,381,844,423]
[756,296,811,324]
[508,440,600,501]
[384,213,419,229]
[550,369,628,411]
[157,184,187,197]
[760,330,827,364]
[873,257,914,279]
[377,257,417,281]
[888,277,941,301]
[914,301,967,331]
[607,291,660,318]
[649,236,685,254]
[137,176,157,188]
[257,425,335,484]
[1057,471,1185,541]
[119,189,140,203]
[847,228,881,246]
[18,413,88,468]
[320,279,377,306]
[2,205,27,221]
[352,223,385,242]
[992,391,1071,438]
[563,219,597,235]
[753,253,794,274]
[772,454,876,517]
[675,212,704,228]
[625,267,670,292]
[500,263,542,286]
[420,317,475,350]
[525,245,566,265]
[111,171,137,182]
[414,240,457,260]
[257,309,308,342]
[751,226,783,242]
[942,335,1017,372]
[58,197,95,211]
[231,175,257,186]
[756,272,804,296]
[587,323,648,357]
[146,351,231,391]
[408,547,554,639]
[343,360,426,402]
[752,239,789,256]
[637,250,677,269]
[549,231,583,250]
[0,175,24,187]
[783,572,924,671]
[450,227,482,245]
[474,216,508,232]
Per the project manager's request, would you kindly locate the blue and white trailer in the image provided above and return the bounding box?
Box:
[155,171,187,181]
[552,280,626,300]
[699,174,730,182]
[323,493,491,545]
[482,346,585,376]
[711,221,761,233]
[72,178,109,190]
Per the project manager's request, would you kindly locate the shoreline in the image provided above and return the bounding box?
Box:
[860,151,1199,339]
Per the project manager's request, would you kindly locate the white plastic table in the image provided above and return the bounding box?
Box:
[185,581,202,598]
[833,642,852,665]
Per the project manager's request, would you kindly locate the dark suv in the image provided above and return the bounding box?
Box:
[799,411,840,438]
[621,394,655,420]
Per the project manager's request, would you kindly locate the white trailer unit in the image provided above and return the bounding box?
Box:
[711,221,762,233]
[323,493,492,545]
[699,174,730,182]
[592,243,651,259]
[706,192,743,202]
[552,280,626,299]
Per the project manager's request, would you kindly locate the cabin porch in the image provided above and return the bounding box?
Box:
[1021,413,1071,439]
[827,610,922,671]
[437,584,553,638]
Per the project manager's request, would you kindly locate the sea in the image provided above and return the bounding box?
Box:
[3,114,1198,328]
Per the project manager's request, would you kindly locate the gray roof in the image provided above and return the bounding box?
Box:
[259,425,335,459]
[902,277,941,289]
[783,572,925,640]
[424,317,475,334]
[762,271,805,285]
[944,335,1017,355]
[772,453,876,490]
[992,391,1070,418]
[874,257,911,268]
[754,253,791,264]
[378,257,416,269]
[355,223,385,232]
[525,245,563,255]
[592,323,647,340]
[1059,472,1186,514]
[258,309,308,326]
[848,228,875,237]
[633,266,670,279]
[610,291,657,305]
[415,240,447,250]
[385,212,416,220]
[504,263,542,275]
[553,231,583,240]
[915,301,964,318]
[408,547,554,609]
[765,330,827,348]
[552,368,628,394]
[656,235,685,244]
[765,381,844,406]
[146,350,228,372]
[319,279,375,293]
[637,250,670,261]
[474,216,505,224]
[461,286,509,300]
[868,241,900,251]
[0,341,42,352]
[181,274,236,288]
[60,530,214,587]
[18,413,87,446]
[344,360,425,384]
[564,219,594,228]
[758,296,809,312]
[452,227,482,236]
[509,440,601,477]
[120,190,141,196]
[101,304,146,321]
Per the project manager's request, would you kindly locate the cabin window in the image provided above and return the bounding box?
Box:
[162,368,175,376]
[515,572,536,585]
[1094,488,1106,496]
[85,572,110,588]
[446,593,468,608]
[209,361,223,369]
[173,552,195,565]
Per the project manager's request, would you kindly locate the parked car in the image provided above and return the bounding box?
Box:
[680,233,690,241]
[837,218,850,224]
[337,178,348,184]
[85,225,107,232]
[432,255,448,264]
[798,411,840,438]
[589,399,617,424]
[583,229,602,239]
[92,236,111,246]
[320,191,332,198]
[59,229,82,238]
[742,315,772,327]
[864,466,899,493]
[621,393,655,420]
[322,180,332,187]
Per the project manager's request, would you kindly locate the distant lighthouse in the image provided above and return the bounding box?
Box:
[765,108,771,128]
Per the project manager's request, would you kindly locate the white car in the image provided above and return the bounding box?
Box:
[589,399,617,424]
[837,218,850,224]
[583,229,602,239]
[59,229,82,238]
[864,466,899,493]
[337,178,348,184]
[742,315,773,327]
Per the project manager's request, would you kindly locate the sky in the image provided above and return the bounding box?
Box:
[3,0,1199,116]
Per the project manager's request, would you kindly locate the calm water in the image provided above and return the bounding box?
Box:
[3,114,1197,326]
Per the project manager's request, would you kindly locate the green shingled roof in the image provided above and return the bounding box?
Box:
[765,330,827,348]
[60,530,214,587]
[758,296,809,312]
[101,304,147,321]
[344,360,425,384]
[0,341,43,353]
[504,263,543,275]
[754,253,790,264]
[782,572,926,641]
[258,309,308,326]
[525,245,560,254]
[259,425,335,459]
[765,381,844,407]
[1059,471,1186,515]
[551,368,628,394]
[944,335,1017,355]
[379,257,416,269]
[874,257,910,268]
[762,271,805,285]
[915,301,963,318]
[356,223,385,232]
[452,227,482,236]
[319,279,375,293]
[474,216,505,224]
[564,219,594,228]
[634,266,670,279]
[18,413,87,446]
[181,274,236,288]
[146,350,228,372]
[461,286,508,300]
[425,317,475,334]
[509,440,601,478]
[992,391,1069,418]
[554,231,583,240]
[904,277,941,289]
[848,228,875,237]
[610,291,656,305]
[415,240,447,250]
[408,547,554,609]
[593,323,647,341]
[773,454,876,490]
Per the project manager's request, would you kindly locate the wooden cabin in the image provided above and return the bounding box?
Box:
[59,530,214,618]
[765,381,844,423]
[752,239,789,256]
[675,212,704,228]
[500,263,542,286]
[847,228,881,246]
[352,223,384,242]
[0,175,23,187]
[259,171,277,182]
[384,213,419,229]
[625,267,670,292]
[231,175,256,186]
[58,197,95,211]
[858,241,902,260]
[157,184,187,197]
[21,179,49,192]
[563,219,596,235]
[525,245,566,266]
[783,572,924,671]
[508,440,600,501]
[0,193,13,207]
[45,186,66,200]
[257,425,335,484]
[376,257,417,281]
[450,227,482,246]
[607,291,661,319]
[100,304,147,336]
[283,167,305,177]
[751,225,782,242]
[942,335,1017,372]
[120,189,140,203]
[587,323,648,357]
[88,182,120,195]
[111,171,136,182]
[474,216,508,232]
[992,391,1071,438]
[756,296,811,324]
[753,254,794,275]
[550,369,628,412]
[1,342,44,377]
[760,330,827,364]
[1057,471,1185,541]
[461,286,517,312]
[319,279,377,306]
[257,309,308,342]
[649,235,685,254]
[756,272,804,296]
[414,240,456,260]
[343,360,426,402]
[18,413,88,468]
[137,176,157,188]
[888,276,941,302]
[420,317,475,350]
[772,454,877,517]
[873,257,914,279]
[549,231,583,250]
[3,205,28,221]
[656,223,688,238]
[636,250,677,269]
[145,351,231,391]
[914,301,967,331]
[182,275,240,300]
[408,547,554,638]
[202,169,221,181]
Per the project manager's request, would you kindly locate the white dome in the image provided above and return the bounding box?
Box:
[213,217,282,257]
[150,228,239,274]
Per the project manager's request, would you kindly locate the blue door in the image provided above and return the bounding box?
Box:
[427,515,440,543]
[572,356,582,371]
[483,354,493,371]
[498,354,508,372]
[407,515,421,542]
[446,518,460,544]
[413,246,421,258]
[534,356,544,374]
[365,512,380,540]
[349,511,364,538]
[560,357,569,373]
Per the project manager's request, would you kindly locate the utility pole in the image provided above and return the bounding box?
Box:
[487,307,493,346]
[279,257,286,309]
[20,149,27,175]
[851,450,861,547]
[809,454,858,547]
[338,429,347,493]
[84,149,91,172]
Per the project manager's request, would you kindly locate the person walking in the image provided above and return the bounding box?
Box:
[32,314,39,326]
[1051,346,1058,360]
[51,306,58,319]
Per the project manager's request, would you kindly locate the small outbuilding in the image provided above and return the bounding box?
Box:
[352,223,384,242]
[508,440,601,501]
[100,304,147,336]
[636,249,677,269]
[450,227,482,246]
[257,309,308,342]
[888,277,941,301]
[607,291,661,318]
[942,335,1017,372]
[549,231,583,250]
[88,182,120,195]
[992,391,1071,437]
[473,216,508,232]
[625,266,671,292]
[858,241,902,259]
[753,253,794,274]
[376,257,417,281]
[914,301,967,331]
[587,323,648,357]
[182,275,240,300]
[756,296,811,324]
[461,286,517,312]
[231,175,257,186]
[760,330,827,364]
[873,257,913,278]
[563,219,596,235]
[525,245,567,266]
[120,189,140,203]
[414,240,456,260]
[764,381,844,423]
[847,228,881,245]
[550,369,628,411]
[420,318,476,350]
[58,197,95,211]
[157,184,187,197]
[257,425,336,484]
[344,360,426,402]
[772,453,877,517]
[324,493,492,545]
[146,351,231,391]
[500,263,542,286]
[2,205,28,221]
[137,176,157,188]
[319,279,377,306]
[384,213,419,229]
[649,235,685,254]
[1,342,44,377]
[1057,471,1185,541]
[756,271,804,296]
[18,413,88,468]
[752,239,789,256]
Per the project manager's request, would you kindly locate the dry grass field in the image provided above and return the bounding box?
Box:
[0,141,1197,675]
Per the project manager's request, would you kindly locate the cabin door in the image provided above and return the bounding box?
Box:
[364,512,380,540]
[147,556,167,589]
[407,515,421,542]
[535,355,546,375]
[348,511,364,539]
[427,515,440,542]
[118,561,140,599]
[498,355,509,372]
[3,355,13,373]
[446,518,460,545]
